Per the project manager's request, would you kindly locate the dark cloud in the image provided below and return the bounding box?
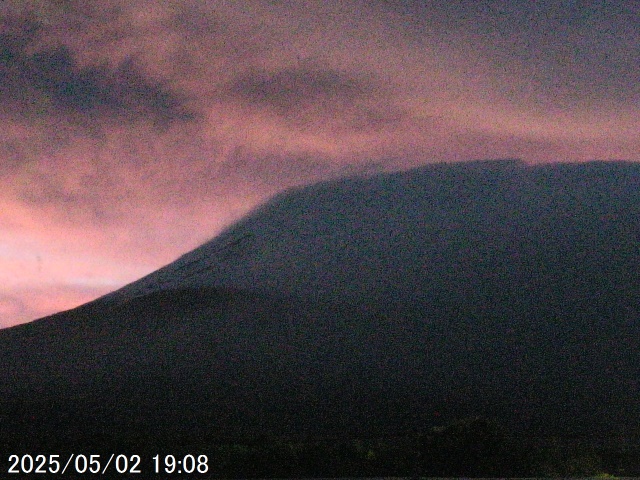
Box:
[377,0,639,106]
[229,66,369,111]
[0,23,196,127]
[227,65,407,133]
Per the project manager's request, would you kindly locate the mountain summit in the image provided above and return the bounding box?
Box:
[2,159,640,450]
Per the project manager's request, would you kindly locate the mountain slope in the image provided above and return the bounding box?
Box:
[99,159,640,311]
[1,159,640,451]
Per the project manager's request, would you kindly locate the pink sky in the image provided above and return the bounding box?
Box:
[1,0,638,327]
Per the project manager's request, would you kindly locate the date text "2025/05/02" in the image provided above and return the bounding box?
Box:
[8,453,210,475]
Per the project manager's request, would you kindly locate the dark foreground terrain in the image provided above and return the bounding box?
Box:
[1,160,639,477]
[2,414,639,477]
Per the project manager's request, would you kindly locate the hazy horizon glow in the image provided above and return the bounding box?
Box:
[1,0,638,326]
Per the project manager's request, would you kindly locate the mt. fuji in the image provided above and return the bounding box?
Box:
[2,159,639,452]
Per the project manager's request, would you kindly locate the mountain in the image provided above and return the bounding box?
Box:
[1,159,640,454]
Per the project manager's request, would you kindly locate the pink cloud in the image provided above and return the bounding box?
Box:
[0,286,110,328]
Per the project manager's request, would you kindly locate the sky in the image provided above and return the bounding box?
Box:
[1,0,638,327]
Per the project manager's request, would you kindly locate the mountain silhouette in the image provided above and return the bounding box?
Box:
[1,159,639,452]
